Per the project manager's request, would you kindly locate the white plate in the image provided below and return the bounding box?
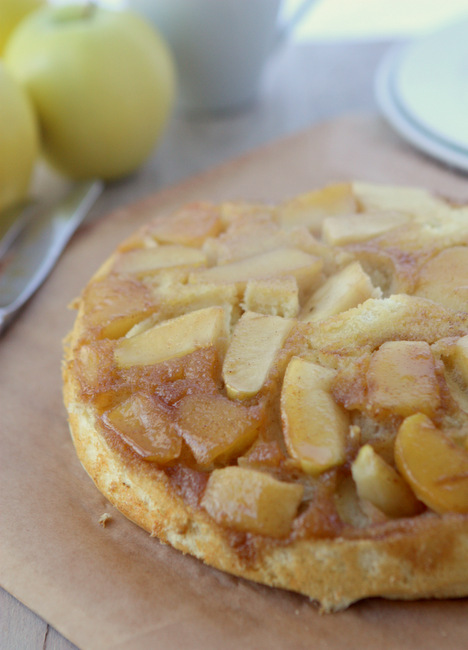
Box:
[394,17,468,152]
[375,43,468,173]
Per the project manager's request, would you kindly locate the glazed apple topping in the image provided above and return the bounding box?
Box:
[351,444,421,518]
[112,245,208,278]
[201,466,304,538]
[189,247,323,299]
[414,246,468,311]
[79,274,157,340]
[452,335,468,385]
[395,414,468,515]
[144,201,224,247]
[299,261,380,323]
[69,182,468,539]
[222,311,295,400]
[175,393,264,469]
[322,211,410,246]
[281,358,348,475]
[366,340,441,419]
[114,306,229,368]
[104,393,182,463]
[277,182,357,233]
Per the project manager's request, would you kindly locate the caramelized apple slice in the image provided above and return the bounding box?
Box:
[115,306,229,368]
[300,261,379,323]
[281,357,348,474]
[176,393,262,467]
[146,202,223,247]
[367,341,440,418]
[395,413,468,514]
[201,466,303,537]
[452,334,468,385]
[351,444,420,518]
[104,393,182,463]
[222,311,295,399]
[73,341,117,410]
[153,281,239,323]
[414,246,468,311]
[277,183,357,233]
[322,211,409,245]
[113,245,207,277]
[81,275,157,339]
[189,248,323,296]
[352,182,447,218]
[203,215,283,264]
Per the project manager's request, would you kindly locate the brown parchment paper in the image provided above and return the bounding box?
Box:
[2,114,468,650]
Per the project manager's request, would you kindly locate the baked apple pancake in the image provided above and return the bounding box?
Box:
[63,182,468,611]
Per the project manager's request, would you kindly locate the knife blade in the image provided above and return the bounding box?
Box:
[0,179,103,335]
[0,200,36,261]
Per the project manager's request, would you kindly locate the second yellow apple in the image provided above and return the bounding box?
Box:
[4,3,175,180]
[0,0,44,54]
[0,62,38,213]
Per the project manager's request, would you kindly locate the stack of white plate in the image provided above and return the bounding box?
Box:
[375,17,468,172]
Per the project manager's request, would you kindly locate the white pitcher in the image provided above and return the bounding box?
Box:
[128,0,317,114]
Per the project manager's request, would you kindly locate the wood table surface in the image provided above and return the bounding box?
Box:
[1,38,397,650]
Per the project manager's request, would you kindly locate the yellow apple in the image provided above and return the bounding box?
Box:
[0,0,45,54]
[4,3,175,180]
[0,62,38,212]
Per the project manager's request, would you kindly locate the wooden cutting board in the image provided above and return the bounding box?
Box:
[2,114,468,650]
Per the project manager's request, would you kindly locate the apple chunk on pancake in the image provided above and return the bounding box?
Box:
[281,357,348,475]
[104,393,182,463]
[114,306,229,368]
[202,466,304,538]
[222,311,295,400]
[176,394,264,469]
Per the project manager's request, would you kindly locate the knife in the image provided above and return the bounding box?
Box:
[0,179,103,335]
[0,200,36,260]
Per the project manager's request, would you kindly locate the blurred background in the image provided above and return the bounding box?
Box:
[51,0,468,39]
[37,0,468,203]
[290,0,468,39]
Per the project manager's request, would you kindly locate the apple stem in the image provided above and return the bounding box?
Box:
[53,2,97,23]
[84,2,97,19]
